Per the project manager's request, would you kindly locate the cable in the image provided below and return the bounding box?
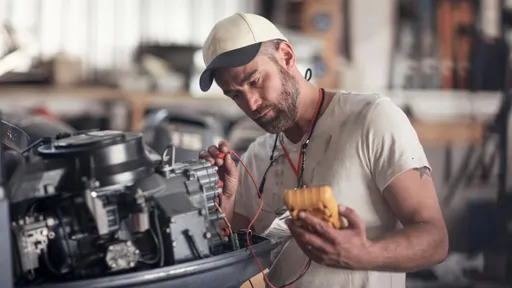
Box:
[43,250,61,275]
[279,259,311,287]
[184,229,204,260]
[153,209,165,267]
[219,151,311,288]
[215,201,241,251]
[138,225,160,265]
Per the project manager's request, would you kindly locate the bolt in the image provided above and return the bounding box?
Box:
[199,209,205,216]
[170,217,175,223]
[47,218,55,226]
[204,232,211,239]
[172,241,177,248]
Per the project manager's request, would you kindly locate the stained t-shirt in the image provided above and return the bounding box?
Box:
[234,92,431,288]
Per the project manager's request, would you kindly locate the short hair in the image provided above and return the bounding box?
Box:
[259,39,287,62]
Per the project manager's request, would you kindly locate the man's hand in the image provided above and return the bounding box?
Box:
[199,140,239,199]
[199,140,252,231]
[286,205,372,270]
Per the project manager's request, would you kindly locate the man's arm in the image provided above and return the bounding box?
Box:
[362,96,448,271]
[286,97,448,272]
[221,152,252,233]
[367,167,449,272]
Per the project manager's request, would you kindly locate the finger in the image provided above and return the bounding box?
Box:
[216,140,237,174]
[297,211,338,243]
[199,150,215,165]
[222,151,238,174]
[207,145,224,166]
[286,219,333,254]
[338,205,365,230]
[218,140,230,153]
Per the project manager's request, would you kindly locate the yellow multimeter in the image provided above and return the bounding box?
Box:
[283,185,345,230]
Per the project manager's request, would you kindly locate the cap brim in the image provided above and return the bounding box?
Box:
[199,42,262,92]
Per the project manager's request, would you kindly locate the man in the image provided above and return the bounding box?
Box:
[199,12,448,288]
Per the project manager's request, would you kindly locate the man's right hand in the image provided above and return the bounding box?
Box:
[199,140,239,199]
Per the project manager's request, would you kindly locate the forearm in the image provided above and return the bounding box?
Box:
[366,222,448,272]
[220,195,236,222]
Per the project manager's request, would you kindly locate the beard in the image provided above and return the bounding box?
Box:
[252,65,300,134]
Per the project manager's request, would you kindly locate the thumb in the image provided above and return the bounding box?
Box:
[221,154,239,193]
[338,205,365,230]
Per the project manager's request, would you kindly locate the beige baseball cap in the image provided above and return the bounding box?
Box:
[199,13,288,92]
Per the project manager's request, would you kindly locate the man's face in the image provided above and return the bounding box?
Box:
[214,54,300,134]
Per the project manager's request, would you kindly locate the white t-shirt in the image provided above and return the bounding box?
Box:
[234,92,431,288]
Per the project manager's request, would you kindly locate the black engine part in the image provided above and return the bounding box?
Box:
[142,109,225,162]
[3,125,274,288]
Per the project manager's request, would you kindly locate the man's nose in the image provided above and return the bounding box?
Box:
[246,92,262,112]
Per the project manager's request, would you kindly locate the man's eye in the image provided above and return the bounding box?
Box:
[249,78,259,87]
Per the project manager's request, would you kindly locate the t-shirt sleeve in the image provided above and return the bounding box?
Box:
[364,97,431,192]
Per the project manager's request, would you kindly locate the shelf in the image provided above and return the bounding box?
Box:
[412,120,484,146]
[0,85,489,144]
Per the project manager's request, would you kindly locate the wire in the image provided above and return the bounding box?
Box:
[138,224,160,265]
[215,200,241,251]
[184,229,203,260]
[43,250,61,275]
[214,202,233,234]
[279,259,311,287]
[20,138,45,155]
[153,209,165,267]
[225,151,310,288]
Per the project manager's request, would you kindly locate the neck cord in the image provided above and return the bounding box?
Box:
[258,89,325,197]
[274,88,325,189]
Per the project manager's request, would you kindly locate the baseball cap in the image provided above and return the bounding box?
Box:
[199,13,288,92]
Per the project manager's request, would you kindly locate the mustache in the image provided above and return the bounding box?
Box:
[253,105,274,118]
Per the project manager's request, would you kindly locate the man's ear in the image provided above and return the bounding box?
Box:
[277,41,296,71]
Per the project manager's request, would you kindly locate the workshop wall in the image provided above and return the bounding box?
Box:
[0,0,258,78]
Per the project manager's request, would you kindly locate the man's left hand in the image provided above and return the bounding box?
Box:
[285,205,373,270]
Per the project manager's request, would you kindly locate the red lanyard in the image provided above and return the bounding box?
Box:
[279,89,324,182]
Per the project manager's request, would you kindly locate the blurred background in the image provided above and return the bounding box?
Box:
[1,0,512,287]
